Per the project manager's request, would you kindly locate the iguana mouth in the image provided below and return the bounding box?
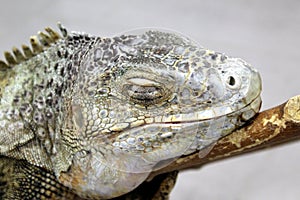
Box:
[154,95,262,125]
[104,94,262,141]
[105,94,262,145]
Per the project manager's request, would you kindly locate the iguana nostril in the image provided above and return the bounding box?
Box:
[228,76,235,86]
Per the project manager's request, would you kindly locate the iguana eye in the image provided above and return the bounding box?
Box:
[127,85,163,101]
[124,78,168,106]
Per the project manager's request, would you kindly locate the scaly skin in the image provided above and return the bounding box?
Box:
[0,24,262,199]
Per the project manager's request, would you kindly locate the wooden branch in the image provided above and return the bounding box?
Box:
[148,95,300,179]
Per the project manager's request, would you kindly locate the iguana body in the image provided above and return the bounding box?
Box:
[0,24,262,199]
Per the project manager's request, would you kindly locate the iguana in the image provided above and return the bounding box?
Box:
[0,23,262,199]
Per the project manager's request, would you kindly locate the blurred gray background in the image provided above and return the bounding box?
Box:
[1,0,300,199]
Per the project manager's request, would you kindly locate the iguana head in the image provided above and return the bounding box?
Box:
[59,29,262,198]
[0,24,261,199]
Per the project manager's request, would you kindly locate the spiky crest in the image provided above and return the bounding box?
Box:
[0,22,68,69]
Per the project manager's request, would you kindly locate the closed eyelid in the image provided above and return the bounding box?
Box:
[127,78,158,86]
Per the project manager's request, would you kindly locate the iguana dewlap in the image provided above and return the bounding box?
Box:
[0,24,262,199]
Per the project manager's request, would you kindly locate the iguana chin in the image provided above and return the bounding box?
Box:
[0,23,262,199]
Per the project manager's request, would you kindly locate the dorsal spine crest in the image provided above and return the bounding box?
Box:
[0,23,67,68]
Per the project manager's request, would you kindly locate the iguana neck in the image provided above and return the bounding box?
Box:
[0,33,96,170]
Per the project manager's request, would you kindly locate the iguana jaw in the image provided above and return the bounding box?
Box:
[56,96,261,200]
[147,94,261,124]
